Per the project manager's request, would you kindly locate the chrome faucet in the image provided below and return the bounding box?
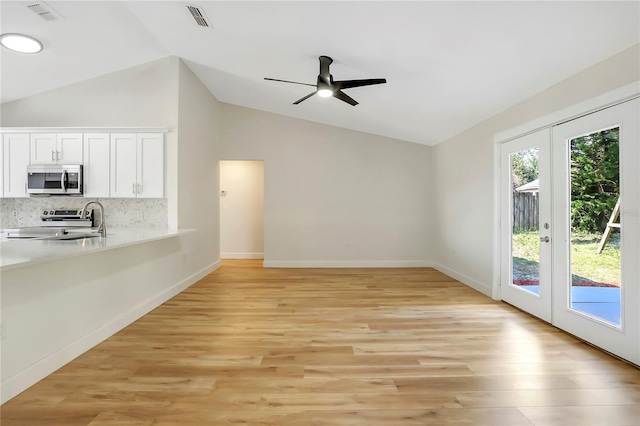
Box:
[80,200,106,237]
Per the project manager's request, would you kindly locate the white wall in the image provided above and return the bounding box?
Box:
[220,161,264,259]
[0,56,179,127]
[175,59,223,273]
[431,43,640,296]
[221,105,433,267]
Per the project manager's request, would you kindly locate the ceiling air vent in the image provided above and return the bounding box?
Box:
[186,5,210,27]
[25,2,63,22]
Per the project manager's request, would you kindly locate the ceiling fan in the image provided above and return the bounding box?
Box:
[264,56,386,106]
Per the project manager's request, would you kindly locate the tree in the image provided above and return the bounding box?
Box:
[570,128,619,233]
[511,148,539,188]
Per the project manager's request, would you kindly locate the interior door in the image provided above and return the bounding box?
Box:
[552,98,639,364]
[500,129,552,322]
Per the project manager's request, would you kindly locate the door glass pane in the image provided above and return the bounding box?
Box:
[569,127,621,326]
[511,148,540,295]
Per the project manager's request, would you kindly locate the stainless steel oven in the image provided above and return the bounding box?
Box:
[27,164,83,196]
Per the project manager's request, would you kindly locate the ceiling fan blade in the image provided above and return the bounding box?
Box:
[334,78,387,90]
[293,91,317,105]
[319,56,333,80]
[333,90,358,106]
[264,78,316,87]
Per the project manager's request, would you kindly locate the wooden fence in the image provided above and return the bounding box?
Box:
[513,191,539,231]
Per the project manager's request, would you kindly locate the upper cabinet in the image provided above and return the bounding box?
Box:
[3,134,30,198]
[110,133,164,198]
[1,128,165,199]
[0,135,3,198]
[31,133,83,165]
[137,133,164,198]
[83,133,110,198]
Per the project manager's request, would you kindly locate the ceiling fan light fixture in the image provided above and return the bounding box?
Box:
[0,33,43,53]
[265,55,386,106]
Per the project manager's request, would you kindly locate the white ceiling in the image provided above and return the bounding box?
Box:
[2,1,639,146]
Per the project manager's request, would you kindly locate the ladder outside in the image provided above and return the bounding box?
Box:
[596,197,621,254]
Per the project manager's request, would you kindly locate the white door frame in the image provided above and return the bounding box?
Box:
[492,81,640,301]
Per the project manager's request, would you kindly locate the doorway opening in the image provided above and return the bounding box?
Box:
[219,161,265,261]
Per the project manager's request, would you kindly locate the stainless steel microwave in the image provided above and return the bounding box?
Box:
[27,164,83,196]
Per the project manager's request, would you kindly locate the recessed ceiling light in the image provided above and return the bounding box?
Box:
[0,33,43,54]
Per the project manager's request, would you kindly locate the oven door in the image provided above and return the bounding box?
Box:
[27,165,83,195]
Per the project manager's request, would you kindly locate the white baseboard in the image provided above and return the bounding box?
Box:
[0,260,221,404]
[221,252,264,259]
[263,260,432,268]
[431,262,492,297]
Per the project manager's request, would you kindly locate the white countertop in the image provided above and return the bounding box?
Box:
[0,227,191,271]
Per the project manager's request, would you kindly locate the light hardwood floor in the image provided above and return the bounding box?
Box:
[2,260,638,425]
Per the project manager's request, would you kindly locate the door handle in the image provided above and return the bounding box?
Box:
[540,236,550,243]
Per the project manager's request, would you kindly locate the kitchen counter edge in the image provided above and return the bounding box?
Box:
[0,228,195,272]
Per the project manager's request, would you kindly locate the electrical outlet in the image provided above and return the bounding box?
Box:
[12,211,18,218]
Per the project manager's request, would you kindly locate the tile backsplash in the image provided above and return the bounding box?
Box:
[0,198,167,228]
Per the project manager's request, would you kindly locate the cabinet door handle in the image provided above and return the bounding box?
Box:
[51,150,55,161]
[137,183,141,194]
[132,183,136,194]
[56,150,60,161]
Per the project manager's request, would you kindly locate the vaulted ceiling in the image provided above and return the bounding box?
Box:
[2,1,638,145]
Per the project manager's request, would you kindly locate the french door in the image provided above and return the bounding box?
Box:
[552,99,639,363]
[500,129,552,323]
[500,98,639,364]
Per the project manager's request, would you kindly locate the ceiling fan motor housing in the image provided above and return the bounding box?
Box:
[317,75,333,92]
[264,55,386,106]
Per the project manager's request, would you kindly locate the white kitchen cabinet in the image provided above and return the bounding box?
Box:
[110,134,137,198]
[30,133,56,164]
[3,134,30,198]
[110,133,164,198]
[57,134,84,164]
[83,133,110,197]
[31,133,83,165]
[0,136,3,197]
[137,133,164,198]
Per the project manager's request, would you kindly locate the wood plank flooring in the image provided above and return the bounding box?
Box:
[2,260,638,425]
